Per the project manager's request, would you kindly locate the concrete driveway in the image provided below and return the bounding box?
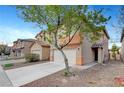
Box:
[6,61,65,86]
[0,65,13,87]
[5,61,97,87]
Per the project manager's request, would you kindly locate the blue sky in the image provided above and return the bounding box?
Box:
[0,5,122,48]
[0,6,40,46]
[92,5,122,48]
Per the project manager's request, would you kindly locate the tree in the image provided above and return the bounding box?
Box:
[111,44,119,60]
[0,44,6,55]
[16,5,110,75]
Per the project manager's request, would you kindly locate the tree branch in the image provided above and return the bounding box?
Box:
[60,22,83,49]
[53,15,62,50]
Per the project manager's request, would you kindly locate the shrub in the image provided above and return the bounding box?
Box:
[4,63,13,67]
[25,53,40,62]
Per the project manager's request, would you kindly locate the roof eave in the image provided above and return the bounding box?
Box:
[120,28,124,42]
[120,35,123,42]
[103,29,110,39]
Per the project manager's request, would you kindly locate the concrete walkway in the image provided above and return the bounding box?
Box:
[0,59,25,65]
[6,62,97,87]
[0,65,13,87]
[73,62,97,70]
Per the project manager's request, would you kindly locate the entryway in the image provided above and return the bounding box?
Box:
[93,48,98,62]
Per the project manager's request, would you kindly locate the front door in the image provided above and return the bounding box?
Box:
[94,48,98,61]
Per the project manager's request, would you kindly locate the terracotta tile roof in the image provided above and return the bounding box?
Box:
[30,40,50,48]
[103,29,110,39]
[91,38,108,48]
[92,43,103,48]
[13,39,35,43]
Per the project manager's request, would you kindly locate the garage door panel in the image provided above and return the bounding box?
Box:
[54,49,76,65]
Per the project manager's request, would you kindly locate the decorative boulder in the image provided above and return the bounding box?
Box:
[114,76,124,86]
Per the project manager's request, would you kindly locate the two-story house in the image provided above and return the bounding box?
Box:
[11,39,35,57]
[35,29,109,66]
[50,30,109,66]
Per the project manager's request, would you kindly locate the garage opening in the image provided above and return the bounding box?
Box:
[54,49,76,65]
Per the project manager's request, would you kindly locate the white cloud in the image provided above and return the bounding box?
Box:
[0,26,37,46]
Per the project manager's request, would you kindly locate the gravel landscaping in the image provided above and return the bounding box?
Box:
[22,61,124,87]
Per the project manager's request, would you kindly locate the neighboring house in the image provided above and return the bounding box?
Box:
[35,31,46,42]
[30,40,50,60]
[11,39,35,57]
[36,29,109,66]
[120,29,124,61]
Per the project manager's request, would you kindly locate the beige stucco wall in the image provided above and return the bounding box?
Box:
[98,48,103,63]
[101,33,109,62]
[121,38,124,61]
[36,35,42,41]
[81,32,109,64]
[31,43,42,60]
[24,41,33,55]
[81,35,94,64]
[94,32,109,63]
[31,43,50,60]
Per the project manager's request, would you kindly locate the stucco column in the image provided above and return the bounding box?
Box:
[50,49,54,61]
[98,48,102,63]
[76,46,84,65]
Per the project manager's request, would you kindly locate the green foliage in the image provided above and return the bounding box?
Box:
[25,53,40,62]
[0,45,6,55]
[111,44,119,53]
[4,63,13,68]
[16,5,110,73]
[111,44,119,59]
[64,69,71,76]
[0,44,10,55]
[16,5,110,45]
[64,69,75,77]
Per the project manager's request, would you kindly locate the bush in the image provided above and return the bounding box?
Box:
[25,53,40,62]
[4,63,13,67]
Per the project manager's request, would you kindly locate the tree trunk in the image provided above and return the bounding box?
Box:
[58,49,70,73]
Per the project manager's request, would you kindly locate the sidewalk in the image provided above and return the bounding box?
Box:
[0,65,13,87]
[0,59,25,65]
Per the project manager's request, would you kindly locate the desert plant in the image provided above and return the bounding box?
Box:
[25,53,40,62]
[4,63,13,68]
[111,44,119,60]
